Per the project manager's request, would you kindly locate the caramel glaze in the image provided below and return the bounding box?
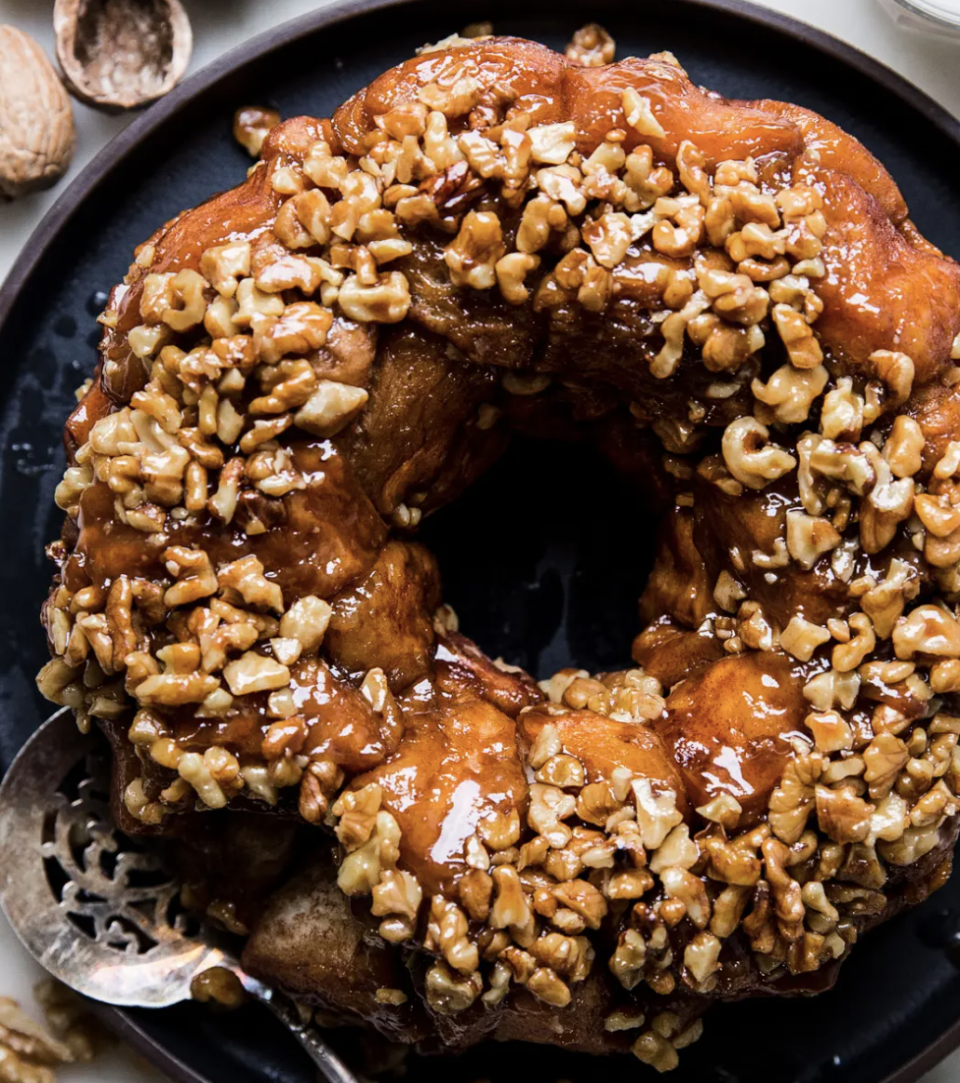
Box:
[324,539,441,692]
[175,655,391,770]
[351,638,536,897]
[639,477,930,638]
[64,440,387,602]
[238,815,959,1057]
[59,36,960,836]
[336,41,803,168]
[44,35,960,1032]
[659,652,811,822]
[520,707,687,810]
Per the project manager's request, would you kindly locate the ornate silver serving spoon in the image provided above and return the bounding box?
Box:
[0,707,357,1083]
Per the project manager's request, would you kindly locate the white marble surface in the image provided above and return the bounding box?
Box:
[1,0,960,1079]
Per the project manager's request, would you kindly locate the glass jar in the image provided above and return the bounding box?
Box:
[878,0,960,36]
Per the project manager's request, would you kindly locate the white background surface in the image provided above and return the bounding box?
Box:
[2,0,960,1079]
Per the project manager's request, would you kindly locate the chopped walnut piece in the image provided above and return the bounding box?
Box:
[222,651,289,696]
[893,604,960,660]
[218,555,284,613]
[124,777,167,824]
[294,380,368,437]
[257,301,333,363]
[661,867,710,928]
[418,75,482,118]
[785,510,841,570]
[709,883,752,937]
[806,710,853,754]
[553,878,608,929]
[54,464,93,517]
[565,23,615,66]
[528,123,577,166]
[537,753,585,789]
[528,783,576,847]
[859,454,915,554]
[696,793,742,830]
[869,349,915,408]
[769,752,821,844]
[609,928,646,990]
[772,303,822,369]
[582,211,633,269]
[161,270,209,332]
[633,778,683,848]
[605,1009,646,1033]
[722,417,796,490]
[803,669,860,712]
[178,750,235,809]
[426,897,479,974]
[651,291,711,378]
[0,995,76,1080]
[478,808,521,850]
[294,189,335,246]
[832,613,875,672]
[622,87,665,139]
[881,824,942,866]
[916,492,960,539]
[575,781,621,826]
[819,377,863,442]
[861,558,917,639]
[370,866,422,944]
[444,210,506,289]
[128,322,170,359]
[931,660,960,693]
[279,595,332,653]
[337,271,410,322]
[684,930,722,985]
[424,962,482,1014]
[528,721,562,767]
[490,864,533,931]
[649,824,699,873]
[163,546,218,607]
[496,252,540,304]
[200,241,251,298]
[234,278,285,325]
[752,364,828,425]
[233,105,281,157]
[262,715,306,761]
[816,785,873,844]
[525,967,572,1007]
[779,616,830,662]
[712,569,745,614]
[650,200,699,262]
[884,415,925,478]
[863,733,910,799]
[337,806,401,895]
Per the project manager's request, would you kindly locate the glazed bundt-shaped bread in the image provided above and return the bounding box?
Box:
[38,27,960,1068]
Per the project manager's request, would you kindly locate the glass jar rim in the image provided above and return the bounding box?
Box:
[889,0,960,29]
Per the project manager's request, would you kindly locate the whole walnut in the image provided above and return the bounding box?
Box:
[0,25,75,199]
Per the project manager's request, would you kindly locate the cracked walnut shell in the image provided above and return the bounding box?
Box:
[53,0,193,111]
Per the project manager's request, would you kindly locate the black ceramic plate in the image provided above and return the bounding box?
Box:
[4,1,960,1080]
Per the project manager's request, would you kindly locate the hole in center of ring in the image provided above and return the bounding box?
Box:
[419,435,661,679]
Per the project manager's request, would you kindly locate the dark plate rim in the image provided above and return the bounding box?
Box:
[3,1,960,1080]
